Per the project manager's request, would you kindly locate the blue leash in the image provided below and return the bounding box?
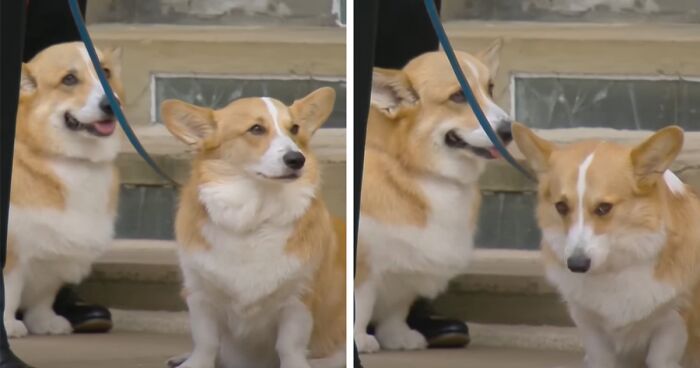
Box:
[423,0,535,181]
[67,0,179,186]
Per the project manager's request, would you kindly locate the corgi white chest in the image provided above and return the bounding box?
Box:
[9,158,115,262]
[183,221,308,311]
[181,179,315,312]
[361,177,478,276]
[546,262,678,329]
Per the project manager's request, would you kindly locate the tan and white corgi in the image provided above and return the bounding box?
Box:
[161,87,345,368]
[6,42,122,337]
[513,123,700,368]
[354,40,512,353]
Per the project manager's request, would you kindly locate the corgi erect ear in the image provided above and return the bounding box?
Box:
[101,46,123,78]
[371,68,418,118]
[512,122,554,174]
[631,126,684,190]
[20,63,37,96]
[160,100,217,148]
[289,87,336,138]
[476,38,503,77]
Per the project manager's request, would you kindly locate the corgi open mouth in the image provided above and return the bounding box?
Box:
[64,112,116,137]
[444,130,503,159]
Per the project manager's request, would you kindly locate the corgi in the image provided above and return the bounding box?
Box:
[5,42,122,338]
[513,123,700,368]
[354,40,513,353]
[160,87,345,368]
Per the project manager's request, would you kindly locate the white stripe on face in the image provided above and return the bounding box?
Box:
[567,153,595,255]
[252,98,300,177]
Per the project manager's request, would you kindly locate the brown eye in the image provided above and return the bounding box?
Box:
[103,68,111,79]
[594,202,613,216]
[290,124,300,135]
[248,124,266,135]
[62,73,78,86]
[555,201,569,216]
[449,90,466,103]
[487,81,495,97]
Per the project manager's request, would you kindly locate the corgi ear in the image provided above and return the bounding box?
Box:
[512,122,554,174]
[160,99,217,148]
[631,126,684,190]
[371,67,418,118]
[476,38,503,77]
[289,87,335,138]
[101,46,122,77]
[20,63,37,96]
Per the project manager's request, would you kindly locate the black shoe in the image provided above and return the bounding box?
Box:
[406,299,470,349]
[0,345,33,368]
[52,287,112,334]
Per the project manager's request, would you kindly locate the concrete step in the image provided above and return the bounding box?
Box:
[9,329,582,368]
[79,240,569,326]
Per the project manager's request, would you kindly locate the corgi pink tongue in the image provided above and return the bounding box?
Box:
[488,147,501,158]
[93,120,116,135]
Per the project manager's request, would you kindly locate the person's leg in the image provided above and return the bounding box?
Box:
[354,0,379,365]
[0,1,33,367]
[19,0,112,334]
[371,0,471,349]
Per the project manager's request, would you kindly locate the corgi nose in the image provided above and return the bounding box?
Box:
[567,254,591,273]
[496,121,512,144]
[99,97,113,116]
[283,151,305,170]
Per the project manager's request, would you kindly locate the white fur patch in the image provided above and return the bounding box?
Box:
[663,170,686,196]
[357,176,479,351]
[566,153,595,257]
[249,98,300,179]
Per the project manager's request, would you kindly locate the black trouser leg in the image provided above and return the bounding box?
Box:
[374,0,441,69]
[23,0,86,61]
[0,1,31,367]
[354,1,379,366]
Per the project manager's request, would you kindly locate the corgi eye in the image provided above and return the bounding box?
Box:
[290,124,300,135]
[487,81,495,97]
[103,68,112,79]
[449,90,466,103]
[555,201,569,216]
[248,124,266,136]
[62,73,78,86]
[594,202,613,216]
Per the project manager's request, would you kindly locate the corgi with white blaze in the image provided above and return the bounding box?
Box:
[513,123,700,368]
[355,40,513,353]
[6,42,122,338]
[161,87,345,368]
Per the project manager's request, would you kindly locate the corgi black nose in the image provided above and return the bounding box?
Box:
[496,121,512,144]
[283,151,305,170]
[567,255,591,273]
[99,96,113,116]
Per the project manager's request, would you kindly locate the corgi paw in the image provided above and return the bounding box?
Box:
[5,319,28,338]
[355,332,380,353]
[172,357,215,368]
[25,313,72,335]
[376,326,427,351]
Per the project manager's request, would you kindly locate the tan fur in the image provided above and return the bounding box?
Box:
[358,44,501,282]
[164,87,345,362]
[514,123,700,364]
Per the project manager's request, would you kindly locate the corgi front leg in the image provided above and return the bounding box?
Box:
[276,298,313,368]
[22,272,71,335]
[569,305,616,368]
[3,267,27,338]
[354,278,379,353]
[645,310,686,368]
[178,293,219,368]
[374,287,426,351]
